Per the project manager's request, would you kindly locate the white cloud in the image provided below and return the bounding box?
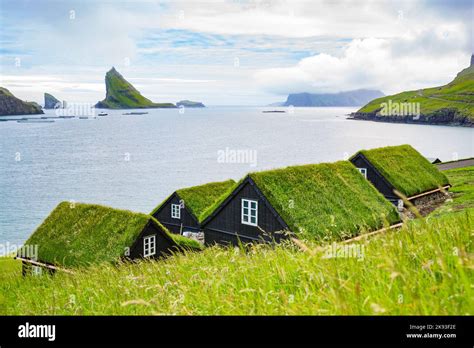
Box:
[158,0,473,41]
[254,33,471,95]
[1,0,471,105]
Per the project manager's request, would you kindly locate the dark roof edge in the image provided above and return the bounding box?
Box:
[201,175,290,232]
[351,152,397,196]
[247,176,290,231]
[201,176,251,226]
[150,192,177,216]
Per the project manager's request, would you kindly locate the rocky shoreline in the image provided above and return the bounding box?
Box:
[349,109,474,128]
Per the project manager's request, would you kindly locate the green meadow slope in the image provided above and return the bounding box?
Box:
[1,209,471,315]
[353,58,474,127]
[0,168,472,315]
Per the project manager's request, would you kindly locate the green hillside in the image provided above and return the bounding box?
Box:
[95,68,176,109]
[354,56,474,126]
[1,209,471,315]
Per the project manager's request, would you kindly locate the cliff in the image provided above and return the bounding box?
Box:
[44,93,62,109]
[0,87,44,116]
[283,89,384,107]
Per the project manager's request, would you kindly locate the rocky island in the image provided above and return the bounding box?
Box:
[176,100,205,108]
[0,87,44,116]
[44,93,63,109]
[95,67,176,109]
[282,89,384,107]
[350,55,474,127]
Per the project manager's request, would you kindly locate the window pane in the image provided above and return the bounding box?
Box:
[250,216,256,224]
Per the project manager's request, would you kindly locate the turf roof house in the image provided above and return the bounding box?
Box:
[17,202,200,274]
[350,145,450,205]
[151,180,235,235]
[201,161,400,246]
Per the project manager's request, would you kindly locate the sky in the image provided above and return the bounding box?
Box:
[0,0,472,105]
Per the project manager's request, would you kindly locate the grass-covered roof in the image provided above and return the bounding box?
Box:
[201,162,399,241]
[353,145,450,197]
[248,161,399,240]
[152,179,236,222]
[23,202,200,267]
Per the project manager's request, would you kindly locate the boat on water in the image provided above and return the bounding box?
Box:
[262,110,286,113]
[98,112,108,116]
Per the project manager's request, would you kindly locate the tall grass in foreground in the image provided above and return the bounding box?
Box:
[0,210,472,315]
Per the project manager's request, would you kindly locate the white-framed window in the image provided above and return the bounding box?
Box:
[357,168,367,179]
[143,235,156,257]
[31,265,42,276]
[171,204,181,219]
[397,199,404,211]
[241,199,258,226]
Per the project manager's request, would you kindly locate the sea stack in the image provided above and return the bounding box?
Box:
[44,93,62,109]
[0,87,44,116]
[95,67,176,109]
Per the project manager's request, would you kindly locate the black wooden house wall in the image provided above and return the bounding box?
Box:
[350,153,398,203]
[202,177,289,246]
[152,193,200,234]
[129,221,180,259]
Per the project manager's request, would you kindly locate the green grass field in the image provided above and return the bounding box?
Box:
[0,167,472,315]
[434,166,474,215]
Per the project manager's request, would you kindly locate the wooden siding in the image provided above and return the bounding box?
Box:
[203,179,288,246]
[129,222,179,259]
[350,154,398,203]
[153,193,200,234]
